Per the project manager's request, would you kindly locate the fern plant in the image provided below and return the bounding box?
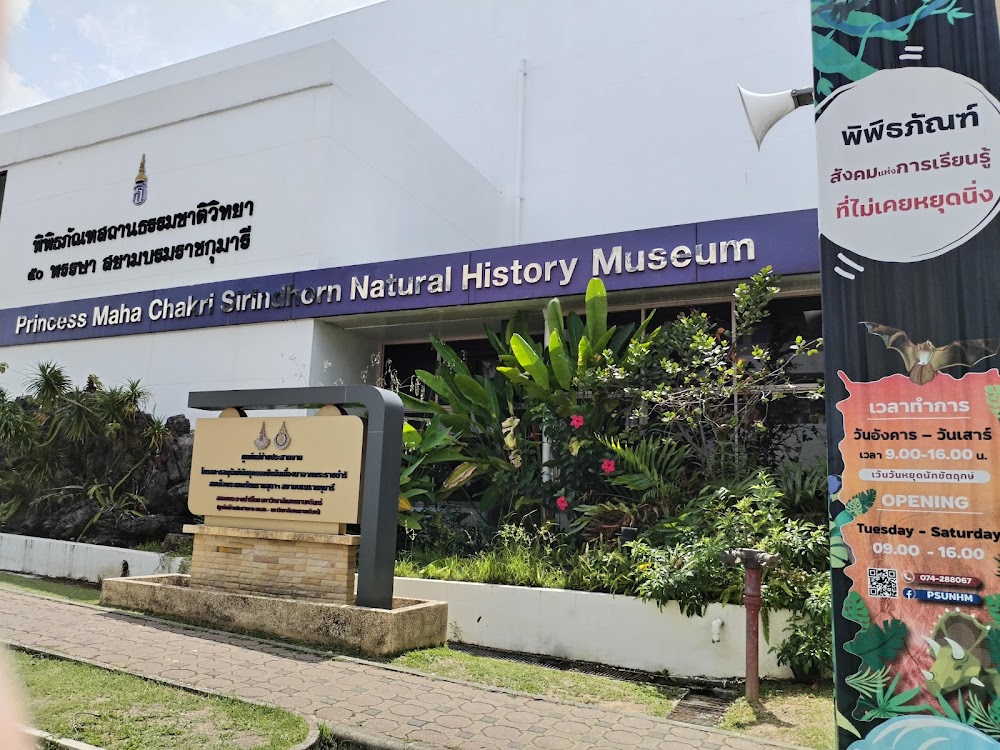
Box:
[600,435,690,513]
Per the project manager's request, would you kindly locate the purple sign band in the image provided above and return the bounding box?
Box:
[1,209,818,347]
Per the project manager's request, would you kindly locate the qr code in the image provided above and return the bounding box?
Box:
[868,567,898,599]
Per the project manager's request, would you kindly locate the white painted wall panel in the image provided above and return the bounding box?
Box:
[394,577,794,679]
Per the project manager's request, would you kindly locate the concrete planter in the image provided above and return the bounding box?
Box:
[393,577,795,679]
[101,574,448,656]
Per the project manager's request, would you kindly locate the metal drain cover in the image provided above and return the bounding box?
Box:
[667,690,734,727]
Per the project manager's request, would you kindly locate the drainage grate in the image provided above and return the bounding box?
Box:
[667,690,735,727]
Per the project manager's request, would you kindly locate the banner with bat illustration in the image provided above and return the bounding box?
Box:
[812,1,1000,748]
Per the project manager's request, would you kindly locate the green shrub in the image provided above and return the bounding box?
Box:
[770,574,833,682]
[395,268,828,671]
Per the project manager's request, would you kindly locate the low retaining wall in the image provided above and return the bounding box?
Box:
[0,533,182,583]
[2,535,795,678]
[392,577,794,679]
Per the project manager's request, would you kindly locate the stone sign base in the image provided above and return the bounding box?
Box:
[185,524,358,603]
[101,574,448,656]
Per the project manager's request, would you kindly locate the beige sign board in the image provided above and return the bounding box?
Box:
[188,415,364,533]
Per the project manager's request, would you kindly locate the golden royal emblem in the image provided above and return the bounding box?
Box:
[133,154,148,206]
[253,422,270,450]
[274,421,291,450]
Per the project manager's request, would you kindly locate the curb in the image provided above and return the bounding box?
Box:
[24,725,105,750]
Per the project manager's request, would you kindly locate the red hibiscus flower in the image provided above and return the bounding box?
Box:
[570,415,584,429]
[601,458,616,474]
[556,496,568,511]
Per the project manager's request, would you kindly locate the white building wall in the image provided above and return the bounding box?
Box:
[0,321,321,420]
[309,321,380,388]
[328,0,818,241]
[0,1,818,417]
[0,34,509,416]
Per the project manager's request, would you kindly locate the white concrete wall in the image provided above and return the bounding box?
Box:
[0,0,817,418]
[0,320,320,421]
[0,529,795,678]
[0,33,509,417]
[330,0,818,242]
[394,577,794,679]
[309,321,380,388]
[0,533,181,584]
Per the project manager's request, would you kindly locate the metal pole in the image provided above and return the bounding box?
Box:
[743,565,763,703]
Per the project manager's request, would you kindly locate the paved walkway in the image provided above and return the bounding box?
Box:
[0,590,802,750]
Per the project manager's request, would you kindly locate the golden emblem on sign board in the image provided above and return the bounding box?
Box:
[254,422,270,450]
[274,421,291,450]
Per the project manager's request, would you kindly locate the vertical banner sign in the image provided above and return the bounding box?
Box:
[813,2,1000,748]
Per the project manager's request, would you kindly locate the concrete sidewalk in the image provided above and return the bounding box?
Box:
[0,590,804,750]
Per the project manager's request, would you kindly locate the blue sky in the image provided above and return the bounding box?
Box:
[0,0,381,113]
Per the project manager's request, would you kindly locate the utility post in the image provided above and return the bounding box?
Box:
[722,547,780,703]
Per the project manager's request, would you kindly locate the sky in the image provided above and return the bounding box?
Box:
[0,0,382,114]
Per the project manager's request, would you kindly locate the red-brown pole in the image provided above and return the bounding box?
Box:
[743,566,763,703]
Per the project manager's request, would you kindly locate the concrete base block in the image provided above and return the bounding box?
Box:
[100,574,447,656]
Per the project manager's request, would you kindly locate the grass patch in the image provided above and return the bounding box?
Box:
[12,651,308,750]
[0,572,101,605]
[719,681,835,750]
[391,646,682,716]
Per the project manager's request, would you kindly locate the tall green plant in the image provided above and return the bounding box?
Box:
[584,266,823,473]
[404,278,657,521]
[402,335,541,517]
[398,417,476,529]
[497,277,653,408]
[0,363,162,540]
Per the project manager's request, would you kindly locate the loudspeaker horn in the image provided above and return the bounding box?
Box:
[738,86,814,149]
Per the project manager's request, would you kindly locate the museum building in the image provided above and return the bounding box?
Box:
[0,0,822,418]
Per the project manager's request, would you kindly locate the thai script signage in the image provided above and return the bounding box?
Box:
[0,208,817,346]
[188,415,364,534]
[27,198,255,282]
[813,2,1000,748]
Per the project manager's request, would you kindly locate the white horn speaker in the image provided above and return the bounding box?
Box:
[738,86,814,149]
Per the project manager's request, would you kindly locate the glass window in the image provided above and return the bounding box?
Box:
[448,337,500,379]
[382,342,437,397]
[750,296,824,380]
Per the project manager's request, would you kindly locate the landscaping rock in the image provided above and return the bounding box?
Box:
[165,414,190,435]
[0,413,197,548]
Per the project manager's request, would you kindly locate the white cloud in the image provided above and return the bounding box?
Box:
[75,5,161,81]
[5,0,33,28]
[0,59,48,113]
[2,0,383,107]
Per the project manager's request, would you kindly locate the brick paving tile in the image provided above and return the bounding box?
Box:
[408,728,452,744]
[483,725,523,741]
[434,714,473,729]
[0,590,807,750]
[604,729,644,746]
